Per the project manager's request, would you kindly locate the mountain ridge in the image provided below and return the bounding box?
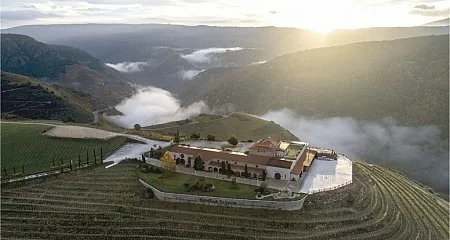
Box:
[1,34,134,106]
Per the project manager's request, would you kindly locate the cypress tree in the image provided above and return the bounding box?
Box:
[13,166,16,174]
[244,164,248,178]
[78,154,81,168]
[220,161,226,174]
[22,165,25,174]
[69,160,73,171]
[3,167,7,176]
[100,147,103,163]
[60,157,63,166]
[94,149,97,165]
[52,158,55,167]
[86,150,89,165]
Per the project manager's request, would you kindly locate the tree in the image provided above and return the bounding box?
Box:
[207,134,215,141]
[174,130,181,144]
[161,151,176,173]
[150,148,154,158]
[228,136,238,146]
[261,170,267,181]
[94,149,97,164]
[190,132,200,140]
[193,156,204,170]
[227,163,232,177]
[220,161,226,174]
[142,154,146,163]
[134,124,141,130]
[244,164,249,178]
[100,147,103,163]
[86,150,89,164]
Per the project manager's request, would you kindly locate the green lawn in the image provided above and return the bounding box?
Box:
[1,123,128,177]
[139,170,276,200]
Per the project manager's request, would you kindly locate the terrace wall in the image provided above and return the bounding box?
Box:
[139,179,307,211]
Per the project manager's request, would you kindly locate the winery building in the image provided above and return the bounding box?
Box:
[168,137,317,181]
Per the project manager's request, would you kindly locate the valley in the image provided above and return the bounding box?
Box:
[1,15,449,239]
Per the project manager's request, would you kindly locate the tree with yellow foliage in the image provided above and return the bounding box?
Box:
[161,151,176,173]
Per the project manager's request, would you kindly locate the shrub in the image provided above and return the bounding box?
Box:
[228,136,238,146]
[207,134,216,141]
[183,183,190,192]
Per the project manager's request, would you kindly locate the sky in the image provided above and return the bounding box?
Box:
[1,0,449,32]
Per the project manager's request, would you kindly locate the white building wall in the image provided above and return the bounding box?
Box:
[267,166,291,180]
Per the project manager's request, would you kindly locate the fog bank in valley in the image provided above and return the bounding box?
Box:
[107,87,208,128]
[106,61,149,72]
[181,47,243,64]
[261,108,449,194]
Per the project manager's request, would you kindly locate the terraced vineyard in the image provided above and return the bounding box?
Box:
[1,160,448,239]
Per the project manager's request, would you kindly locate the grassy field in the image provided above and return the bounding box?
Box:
[1,123,128,177]
[139,170,275,199]
[143,112,299,141]
[1,160,448,239]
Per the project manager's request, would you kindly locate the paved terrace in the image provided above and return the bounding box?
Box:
[298,155,353,194]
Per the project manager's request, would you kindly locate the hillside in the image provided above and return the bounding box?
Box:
[1,160,448,239]
[423,18,449,26]
[4,24,449,93]
[0,34,134,105]
[181,35,449,139]
[143,113,298,141]
[1,71,108,123]
[324,26,448,46]
[1,123,128,176]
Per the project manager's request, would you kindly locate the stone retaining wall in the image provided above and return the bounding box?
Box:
[139,179,307,211]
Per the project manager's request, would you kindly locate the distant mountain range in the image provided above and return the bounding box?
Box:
[423,18,450,27]
[180,35,449,139]
[3,24,447,92]
[1,34,133,106]
[324,26,448,46]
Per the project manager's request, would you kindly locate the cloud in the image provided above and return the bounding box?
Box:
[105,61,149,72]
[410,8,449,16]
[260,108,449,194]
[178,69,204,80]
[1,10,61,21]
[107,87,209,128]
[414,4,435,10]
[180,47,243,64]
[410,4,448,17]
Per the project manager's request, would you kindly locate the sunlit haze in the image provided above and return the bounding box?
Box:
[1,0,449,31]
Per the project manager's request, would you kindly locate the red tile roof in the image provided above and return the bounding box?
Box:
[290,149,317,175]
[170,145,293,169]
[249,137,283,151]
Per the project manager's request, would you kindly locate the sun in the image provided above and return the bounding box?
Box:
[266,0,363,34]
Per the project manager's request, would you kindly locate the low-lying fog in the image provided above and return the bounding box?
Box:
[107,87,208,128]
[108,89,448,195]
[261,109,449,195]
